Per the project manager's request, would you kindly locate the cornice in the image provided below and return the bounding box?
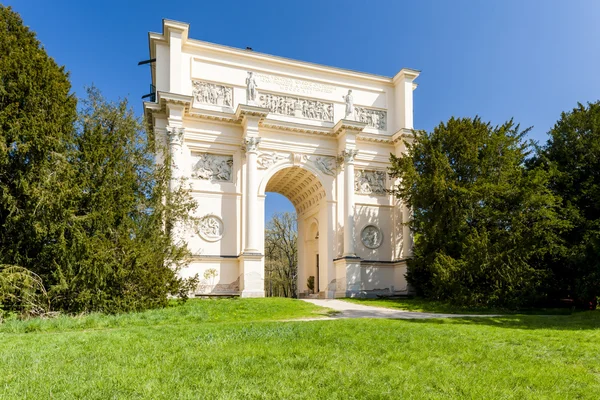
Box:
[333,119,367,136]
[392,69,421,85]
[357,133,393,144]
[147,19,419,86]
[234,104,270,120]
[392,128,415,144]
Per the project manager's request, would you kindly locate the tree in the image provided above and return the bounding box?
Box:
[535,101,600,308]
[49,88,198,313]
[0,8,197,316]
[390,117,565,307]
[264,212,297,298]
[0,6,77,314]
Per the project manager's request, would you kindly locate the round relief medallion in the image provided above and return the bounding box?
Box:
[198,215,224,242]
[361,225,383,249]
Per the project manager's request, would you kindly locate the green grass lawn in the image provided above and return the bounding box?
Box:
[342,297,575,315]
[1,298,599,399]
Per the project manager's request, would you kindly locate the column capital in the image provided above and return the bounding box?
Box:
[338,149,358,165]
[166,126,184,146]
[243,137,261,154]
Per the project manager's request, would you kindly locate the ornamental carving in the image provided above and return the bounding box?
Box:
[243,137,261,153]
[355,107,387,130]
[312,156,337,176]
[257,152,289,169]
[192,80,233,107]
[259,93,334,122]
[166,126,184,145]
[355,170,386,195]
[191,153,233,182]
[197,215,224,242]
[361,225,383,249]
[339,149,358,164]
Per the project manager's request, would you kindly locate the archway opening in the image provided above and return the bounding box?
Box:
[262,166,327,298]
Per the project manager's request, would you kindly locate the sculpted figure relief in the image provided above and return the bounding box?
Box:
[192,153,233,182]
[192,80,233,107]
[246,71,258,104]
[361,225,383,249]
[313,156,337,176]
[259,93,334,122]
[355,107,387,130]
[355,170,386,195]
[257,152,289,169]
[198,215,224,241]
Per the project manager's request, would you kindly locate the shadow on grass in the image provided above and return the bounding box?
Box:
[400,310,600,331]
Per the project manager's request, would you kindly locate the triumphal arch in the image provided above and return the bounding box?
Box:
[143,20,419,298]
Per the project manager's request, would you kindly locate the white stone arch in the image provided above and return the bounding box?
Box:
[257,160,334,203]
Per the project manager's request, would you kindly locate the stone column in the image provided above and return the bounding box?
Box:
[341,149,358,257]
[243,136,261,253]
[166,126,184,193]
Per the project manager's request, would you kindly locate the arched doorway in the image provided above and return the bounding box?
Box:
[259,165,332,298]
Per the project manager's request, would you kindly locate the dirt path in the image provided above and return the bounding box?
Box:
[299,299,500,320]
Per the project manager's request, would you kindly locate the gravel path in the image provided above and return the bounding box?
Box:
[299,299,500,320]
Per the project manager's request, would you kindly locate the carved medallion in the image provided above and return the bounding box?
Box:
[191,153,233,182]
[361,225,383,249]
[198,215,224,242]
[355,170,386,195]
[192,80,233,107]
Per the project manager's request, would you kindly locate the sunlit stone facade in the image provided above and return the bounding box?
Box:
[143,20,419,298]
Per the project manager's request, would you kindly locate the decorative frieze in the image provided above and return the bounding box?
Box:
[355,170,386,195]
[257,152,289,169]
[355,107,387,130]
[192,80,233,107]
[259,92,334,122]
[191,153,233,182]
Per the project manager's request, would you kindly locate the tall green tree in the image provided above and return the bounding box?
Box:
[390,117,566,307]
[49,88,198,313]
[536,101,600,308]
[0,6,77,299]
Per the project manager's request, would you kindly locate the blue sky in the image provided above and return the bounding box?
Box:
[8,0,600,220]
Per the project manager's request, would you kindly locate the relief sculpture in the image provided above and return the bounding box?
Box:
[192,80,233,107]
[257,152,289,169]
[355,107,387,130]
[313,156,337,176]
[197,215,224,241]
[259,93,334,122]
[355,170,386,195]
[191,153,233,182]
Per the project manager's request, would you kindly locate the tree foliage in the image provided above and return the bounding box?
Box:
[0,6,197,315]
[390,117,566,307]
[264,212,297,298]
[535,101,600,308]
[48,88,198,313]
[0,5,77,312]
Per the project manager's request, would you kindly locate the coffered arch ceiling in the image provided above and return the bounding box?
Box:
[265,167,326,215]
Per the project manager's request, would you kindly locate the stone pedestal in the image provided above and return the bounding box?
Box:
[334,257,362,298]
[239,253,264,298]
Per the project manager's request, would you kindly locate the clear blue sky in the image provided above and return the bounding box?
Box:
[8,0,600,220]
